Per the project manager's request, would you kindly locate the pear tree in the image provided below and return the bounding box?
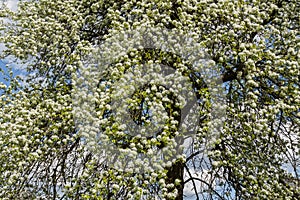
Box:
[0,0,299,199]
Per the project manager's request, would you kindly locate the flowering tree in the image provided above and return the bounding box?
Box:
[0,0,299,199]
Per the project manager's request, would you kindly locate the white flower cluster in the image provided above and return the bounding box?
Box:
[0,0,299,199]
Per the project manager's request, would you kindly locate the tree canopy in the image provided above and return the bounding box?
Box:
[0,0,299,199]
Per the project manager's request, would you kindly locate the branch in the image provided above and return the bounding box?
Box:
[184,164,200,200]
[184,175,226,200]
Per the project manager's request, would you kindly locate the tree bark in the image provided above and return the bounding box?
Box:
[166,160,185,200]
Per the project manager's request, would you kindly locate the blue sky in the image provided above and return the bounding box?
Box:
[0,0,19,86]
[0,60,8,84]
[0,59,25,87]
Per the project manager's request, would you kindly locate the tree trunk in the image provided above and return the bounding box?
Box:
[166,160,184,200]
